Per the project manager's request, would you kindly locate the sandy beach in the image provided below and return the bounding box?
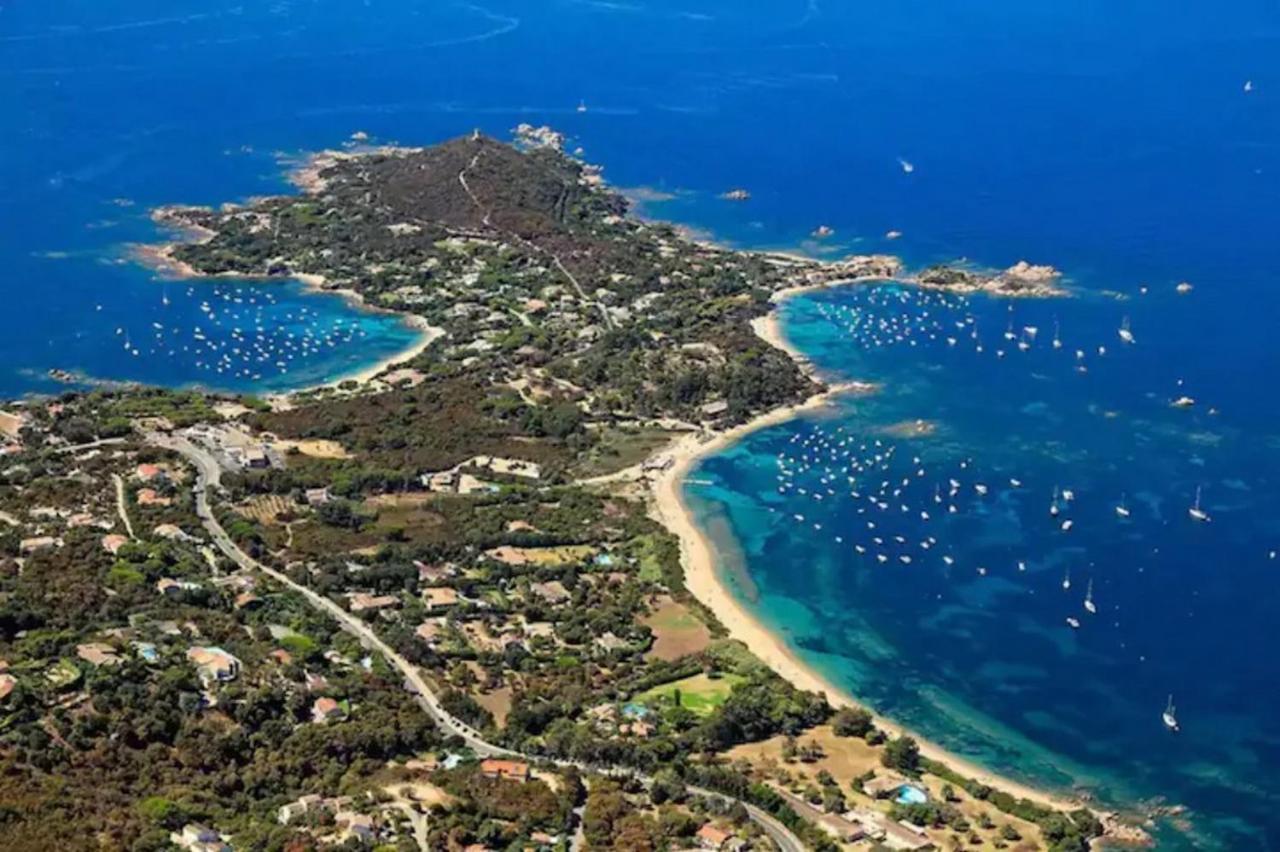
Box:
[649,290,1103,819]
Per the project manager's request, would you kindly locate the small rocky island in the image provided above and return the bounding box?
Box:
[916,260,1067,297]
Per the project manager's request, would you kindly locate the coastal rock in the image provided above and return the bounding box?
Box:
[513,123,564,151]
[1002,260,1061,283]
[915,261,1066,297]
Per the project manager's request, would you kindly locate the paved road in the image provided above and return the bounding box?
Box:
[154,433,806,851]
[154,433,512,756]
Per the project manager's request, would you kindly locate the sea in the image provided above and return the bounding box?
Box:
[5,1,1279,846]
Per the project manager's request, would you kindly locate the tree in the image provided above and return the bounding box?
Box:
[831,706,874,738]
[881,736,921,774]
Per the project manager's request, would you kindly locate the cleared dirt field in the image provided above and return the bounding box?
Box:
[641,596,712,661]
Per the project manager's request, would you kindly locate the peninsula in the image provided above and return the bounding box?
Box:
[0,130,1131,851]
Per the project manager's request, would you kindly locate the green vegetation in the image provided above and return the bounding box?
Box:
[637,672,746,717]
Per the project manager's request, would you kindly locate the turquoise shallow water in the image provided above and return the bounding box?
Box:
[685,282,1280,849]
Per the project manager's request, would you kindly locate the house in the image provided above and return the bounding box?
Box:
[847,809,936,852]
[619,720,653,738]
[422,587,460,612]
[154,523,192,540]
[815,812,867,843]
[479,758,530,783]
[881,820,935,851]
[349,593,400,613]
[136,488,171,507]
[699,400,730,420]
[505,519,539,533]
[530,580,571,605]
[241,447,269,469]
[594,632,629,653]
[157,577,201,597]
[101,533,129,554]
[187,646,241,684]
[304,486,332,506]
[135,463,167,483]
[278,793,325,825]
[19,536,59,554]
[312,696,347,724]
[422,469,460,492]
[169,824,232,852]
[334,811,377,842]
[414,560,457,584]
[415,619,446,644]
[862,773,910,799]
[233,591,261,610]
[695,823,734,850]
[76,643,122,667]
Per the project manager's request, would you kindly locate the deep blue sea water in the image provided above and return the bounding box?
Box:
[5,1,1279,846]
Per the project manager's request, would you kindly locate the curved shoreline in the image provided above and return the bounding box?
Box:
[650,282,1122,823]
[132,244,443,397]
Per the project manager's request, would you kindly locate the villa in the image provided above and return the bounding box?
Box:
[422,587,460,611]
[187,646,241,685]
[479,758,530,783]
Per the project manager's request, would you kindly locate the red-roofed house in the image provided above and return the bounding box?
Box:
[312,696,347,724]
[696,824,734,850]
[479,758,530,783]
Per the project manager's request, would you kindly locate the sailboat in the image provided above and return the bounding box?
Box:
[1118,317,1135,344]
[1189,486,1211,522]
[1163,695,1180,732]
[1115,494,1131,519]
[1062,568,1071,591]
[1084,580,1097,614]
[576,99,588,113]
[1049,486,1061,517]
[1052,319,1063,350]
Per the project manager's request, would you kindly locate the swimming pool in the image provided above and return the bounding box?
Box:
[896,784,929,805]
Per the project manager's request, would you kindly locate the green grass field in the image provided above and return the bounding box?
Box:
[637,672,746,717]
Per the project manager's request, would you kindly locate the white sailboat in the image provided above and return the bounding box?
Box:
[1115,494,1131,519]
[1084,580,1097,614]
[1118,316,1135,344]
[1049,486,1061,517]
[1163,695,1180,732]
[1062,568,1071,591]
[1189,486,1211,522]
[1052,319,1063,350]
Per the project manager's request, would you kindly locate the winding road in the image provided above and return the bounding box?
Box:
[151,432,806,851]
